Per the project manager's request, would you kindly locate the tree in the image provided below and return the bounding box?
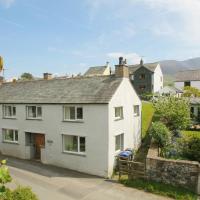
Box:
[20,73,34,80]
[153,96,191,131]
[182,86,200,97]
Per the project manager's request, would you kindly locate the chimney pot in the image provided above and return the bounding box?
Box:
[119,57,123,65]
[43,73,52,80]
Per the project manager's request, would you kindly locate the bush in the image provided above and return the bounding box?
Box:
[12,187,38,200]
[180,135,200,162]
[0,188,13,200]
[149,122,171,148]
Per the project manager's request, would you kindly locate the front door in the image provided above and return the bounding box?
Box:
[35,134,45,160]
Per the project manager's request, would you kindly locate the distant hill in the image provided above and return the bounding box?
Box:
[159,57,200,75]
[158,57,200,86]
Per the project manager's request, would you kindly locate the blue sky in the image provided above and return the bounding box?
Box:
[0,0,200,79]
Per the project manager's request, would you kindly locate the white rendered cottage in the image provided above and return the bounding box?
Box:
[0,60,141,177]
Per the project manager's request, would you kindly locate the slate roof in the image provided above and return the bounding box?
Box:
[84,66,108,76]
[175,69,200,82]
[0,76,122,104]
[128,63,159,74]
[158,86,183,95]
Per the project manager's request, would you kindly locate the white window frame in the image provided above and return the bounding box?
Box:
[3,105,16,119]
[2,129,18,144]
[134,105,140,117]
[63,106,83,121]
[115,133,124,152]
[26,105,42,119]
[62,134,86,155]
[114,107,123,120]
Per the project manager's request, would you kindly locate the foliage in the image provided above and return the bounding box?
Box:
[0,160,12,191]
[182,86,200,97]
[20,73,34,80]
[153,96,191,131]
[149,122,171,148]
[142,102,154,138]
[0,160,39,200]
[179,133,200,162]
[140,93,154,101]
[12,187,38,200]
[120,178,197,200]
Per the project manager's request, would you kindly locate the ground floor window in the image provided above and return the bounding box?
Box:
[3,129,18,143]
[115,133,124,151]
[63,135,86,153]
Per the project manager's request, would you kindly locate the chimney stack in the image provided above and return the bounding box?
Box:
[43,73,52,80]
[115,57,129,78]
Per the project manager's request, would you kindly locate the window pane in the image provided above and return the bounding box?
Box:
[134,105,139,116]
[115,107,123,118]
[64,135,78,152]
[15,131,18,141]
[37,107,42,117]
[77,107,83,119]
[64,107,70,120]
[115,135,121,151]
[12,107,16,116]
[70,107,75,120]
[28,106,36,118]
[4,130,14,141]
[5,106,12,116]
[79,137,85,152]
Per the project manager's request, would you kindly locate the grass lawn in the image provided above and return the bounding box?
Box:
[142,101,154,139]
[120,178,198,200]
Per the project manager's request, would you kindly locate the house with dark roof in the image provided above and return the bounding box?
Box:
[175,69,200,90]
[129,59,163,95]
[0,58,141,178]
[84,59,163,95]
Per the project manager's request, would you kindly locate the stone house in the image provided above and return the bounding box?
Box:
[129,59,163,95]
[0,59,141,178]
[175,69,200,90]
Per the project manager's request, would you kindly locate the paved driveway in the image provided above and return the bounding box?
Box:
[0,155,171,200]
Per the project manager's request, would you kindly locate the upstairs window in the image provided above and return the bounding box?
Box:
[139,74,145,80]
[134,105,140,117]
[64,106,83,121]
[115,107,123,120]
[63,135,86,154]
[27,106,42,119]
[3,129,18,143]
[139,85,146,91]
[115,133,124,151]
[3,105,16,118]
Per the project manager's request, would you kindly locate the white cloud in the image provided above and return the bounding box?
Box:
[107,52,141,64]
[0,0,15,8]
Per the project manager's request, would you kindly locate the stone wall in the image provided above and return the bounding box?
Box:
[146,144,200,194]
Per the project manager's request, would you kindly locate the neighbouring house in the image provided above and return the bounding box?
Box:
[84,59,163,95]
[175,69,200,90]
[158,86,183,97]
[129,59,163,95]
[0,58,141,178]
[190,97,200,123]
[84,62,111,77]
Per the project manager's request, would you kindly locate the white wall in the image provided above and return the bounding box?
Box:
[153,64,163,93]
[0,104,109,177]
[175,81,200,90]
[107,78,142,176]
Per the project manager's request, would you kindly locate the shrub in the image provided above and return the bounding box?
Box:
[149,122,171,148]
[0,188,13,200]
[180,135,200,162]
[12,187,38,200]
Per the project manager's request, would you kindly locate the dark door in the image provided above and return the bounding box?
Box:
[35,134,45,159]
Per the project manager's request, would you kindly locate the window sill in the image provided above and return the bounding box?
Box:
[114,118,123,121]
[63,120,84,123]
[26,118,43,121]
[62,151,86,157]
[3,117,17,120]
[3,141,19,145]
